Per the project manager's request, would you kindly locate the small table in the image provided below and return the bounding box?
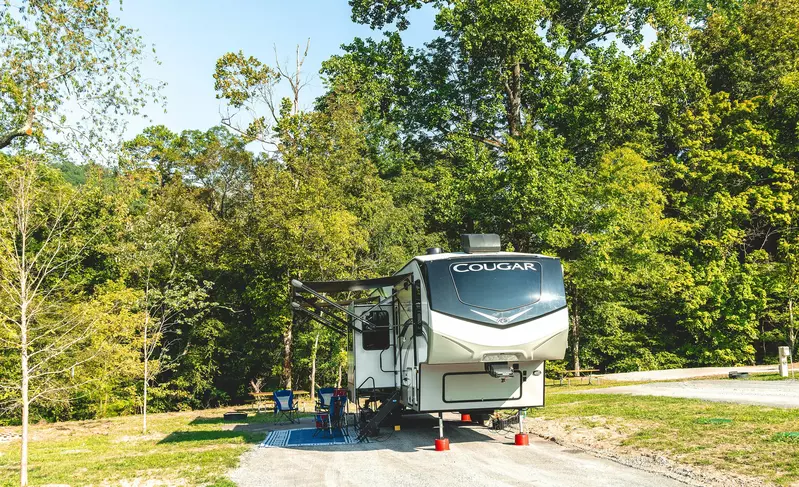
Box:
[251,392,273,413]
[558,369,600,385]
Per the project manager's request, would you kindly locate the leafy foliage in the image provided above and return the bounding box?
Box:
[2,0,799,431]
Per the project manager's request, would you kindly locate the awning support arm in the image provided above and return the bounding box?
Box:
[291,303,350,336]
[291,279,379,330]
[295,294,358,331]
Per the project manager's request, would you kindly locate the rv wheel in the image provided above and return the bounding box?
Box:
[470,413,488,424]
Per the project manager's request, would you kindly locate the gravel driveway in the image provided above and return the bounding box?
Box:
[228,413,690,487]
[583,379,799,408]
[600,365,782,382]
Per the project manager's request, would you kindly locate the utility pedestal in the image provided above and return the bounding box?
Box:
[514,409,529,446]
[435,412,450,451]
[779,346,791,378]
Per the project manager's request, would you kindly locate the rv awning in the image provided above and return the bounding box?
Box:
[298,273,412,294]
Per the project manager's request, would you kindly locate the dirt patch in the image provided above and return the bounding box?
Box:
[113,433,167,443]
[101,478,188,487]
[525,416,771,487]
[0,432,21,443]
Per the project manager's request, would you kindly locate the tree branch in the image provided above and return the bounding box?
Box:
[0,108,35,150]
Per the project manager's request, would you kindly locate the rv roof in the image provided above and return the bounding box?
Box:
[414,251,557,262]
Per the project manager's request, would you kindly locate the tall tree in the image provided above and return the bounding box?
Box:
[0,0,162,155]
[0,156,107,486]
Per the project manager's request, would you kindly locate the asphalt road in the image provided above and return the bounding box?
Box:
[229,414,690,487]
[583,379,799,408]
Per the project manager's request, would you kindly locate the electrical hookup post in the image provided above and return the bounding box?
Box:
[778,346,794,378]
[515,409,529,446]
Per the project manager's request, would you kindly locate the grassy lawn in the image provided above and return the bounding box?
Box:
[528,390,799,485]
[0,409,301,487]
[744,372,796,381]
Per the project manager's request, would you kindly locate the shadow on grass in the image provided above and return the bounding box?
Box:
[158,426,267,445]
[190,412,311,426]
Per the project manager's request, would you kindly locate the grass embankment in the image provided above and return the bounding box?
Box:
[747,372,797,381]
[529,378,799,485]
[0,408,295,487]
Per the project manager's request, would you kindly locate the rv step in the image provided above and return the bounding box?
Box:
[357,390,401,442]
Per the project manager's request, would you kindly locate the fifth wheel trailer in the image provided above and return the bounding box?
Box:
[290,234,569,435]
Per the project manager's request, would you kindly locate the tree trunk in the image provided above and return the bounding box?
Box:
[336,363,342,389]
[282,320,293,389]
[790,298,795,355]
[571,298,581,374]
[20,319,28,487]
[19,248,29,487]
[143,315,148,435]
[310,333,319,404]
[506,62,522,137]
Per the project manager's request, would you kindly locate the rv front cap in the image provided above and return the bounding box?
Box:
[451,262,538,273]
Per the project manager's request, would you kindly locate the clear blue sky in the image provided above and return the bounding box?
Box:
[114,1,436,138]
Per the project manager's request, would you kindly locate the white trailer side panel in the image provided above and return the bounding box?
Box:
[417,361,545,411]
[350,305,395,391]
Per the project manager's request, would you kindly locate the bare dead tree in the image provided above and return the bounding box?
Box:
[273,39,312,117]
[215,40,312,154]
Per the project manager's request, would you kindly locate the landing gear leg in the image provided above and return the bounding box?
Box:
[435,412,449,451]
[515,409,529,446]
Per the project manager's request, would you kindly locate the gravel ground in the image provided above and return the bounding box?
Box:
[228,413,691,487]
[583,379,799,408]
[600,365,783,382]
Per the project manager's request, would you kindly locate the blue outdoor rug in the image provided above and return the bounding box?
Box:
[260,428,355,448]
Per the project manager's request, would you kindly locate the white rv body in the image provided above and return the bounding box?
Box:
[347,237,569,414]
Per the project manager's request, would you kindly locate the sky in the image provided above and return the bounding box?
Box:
[114,1,437,138]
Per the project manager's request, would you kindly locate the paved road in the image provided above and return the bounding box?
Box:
[584,379,799,408]
[229,414,690,487]
[601,365,783,382]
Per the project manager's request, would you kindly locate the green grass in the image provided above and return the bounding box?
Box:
[0,409,301,487]
[528,392,799,485]
[742,372,797,381]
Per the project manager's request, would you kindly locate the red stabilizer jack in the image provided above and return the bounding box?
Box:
[514,433,529,446]
[435,438,450,451]
[460,414,472,422]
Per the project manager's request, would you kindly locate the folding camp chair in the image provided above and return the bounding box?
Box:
[317,387,335,410]
[314,391,348,437]
[331,394,348,436]
[273,389,299,424]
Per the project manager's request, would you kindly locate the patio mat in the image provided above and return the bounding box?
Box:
[260,428,355,448]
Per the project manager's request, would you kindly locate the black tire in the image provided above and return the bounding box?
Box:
[470,412,492,424]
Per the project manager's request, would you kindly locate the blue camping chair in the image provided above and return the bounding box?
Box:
[314,390,348,438]
[273,389,299,424]
[317,387,335,410]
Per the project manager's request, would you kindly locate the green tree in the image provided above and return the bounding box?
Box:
[0,0,162,154]
[0,156,118,486]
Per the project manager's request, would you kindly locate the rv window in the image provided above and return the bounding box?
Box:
[449,261,542,311]
[362,310,390,351]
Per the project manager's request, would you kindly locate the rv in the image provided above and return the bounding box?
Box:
[291,234,569,438]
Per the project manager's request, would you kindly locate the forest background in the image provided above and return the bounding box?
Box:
[1,0,799,424]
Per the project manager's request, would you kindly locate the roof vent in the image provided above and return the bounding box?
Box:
[461,234,501,254]
[426,247,443,255]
